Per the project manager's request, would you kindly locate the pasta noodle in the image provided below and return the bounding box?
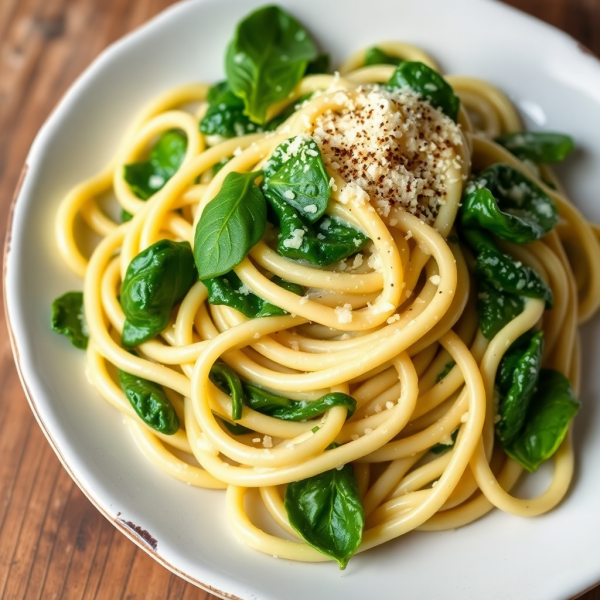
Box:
[52,8,600,568]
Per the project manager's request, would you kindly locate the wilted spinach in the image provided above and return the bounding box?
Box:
[460,164,558,244]
[435,360,456,383]
[118,369,179,434]
[476,280,525,340]
[200,81,265,138]
[123,129,187,221]
[245,386,357,421]
[225,5,318,124]
[285,464,365,569]
[495,132,575,164]
[496,331,544,445]
[503,369,580,472]
[51,291,89,349]
[209,361,245,421]
[121,240,196,347]
[263,135,331,222]
[203,272,303,318]
[194,171,267,279]
[267,194,369,267]
[388,61,460,121]
[364,46,403,67]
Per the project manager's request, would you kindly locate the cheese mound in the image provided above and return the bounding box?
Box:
[311,86,463,223]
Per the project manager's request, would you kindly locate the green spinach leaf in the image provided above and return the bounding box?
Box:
[225,5,317,124]
[305,53,330,75]
[267,194,369,267]
[263,136,331,222]
[121,208,134,222]
[245,387,357,421]
[200,81,265,138]
[123,130,187,202]
[194,171,267,279]
[285,465,365,569]
[118,369,179,434]
[504,369,580,472]
[388,61,460,121]
[461,164,558,243]
[209,361,245,421]
[203,271,303,318]
[364,46,403,67]
[463,228,553,308]
[219,418,253,435]
[495,132,575,164]
[430,429,458,454]
[496,331,544,445]
[121,240,197,347]
[207,360,357,424]
[244,385,292,412]
[435,360,456,383]
[476,279,525,340]
[51,291,88,349]
[476,247,552,306]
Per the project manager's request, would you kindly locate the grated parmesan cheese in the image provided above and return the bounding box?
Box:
[334,303,353,324]
[282,228,305,249]
[311,86,462,223]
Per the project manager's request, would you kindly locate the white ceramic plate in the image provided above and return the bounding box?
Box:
[5,0,600,598]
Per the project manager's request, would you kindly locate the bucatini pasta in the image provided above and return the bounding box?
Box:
[51,5,600,569]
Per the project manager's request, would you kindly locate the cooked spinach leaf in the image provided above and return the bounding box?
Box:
[225,5,317,124]
[476,279,525,340]
[430,429,458,454]
[263,136,331,222]
[504,369,580,472]
[203,271,303,318]
[496,331,544,445]
[51,291,88,349]
[495,132,575,164]
[118,369,179,434]
[123,130,187,202]
[267,194,369,266]
[305,53,330,74]
[435,360,456,383]
[285,464,365,569]
[200,81,265,138]
[388,61,460,121]
[209,361,245,421]
[463,227,553,308]
[194,171,267,279]
[461,164,558,244]
[245,387,357,421]
[364,46,403,67]
[121,240,196,347]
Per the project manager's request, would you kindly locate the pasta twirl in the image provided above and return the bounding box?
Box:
[51,5,600,569]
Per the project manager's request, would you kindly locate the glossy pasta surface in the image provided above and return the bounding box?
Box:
[52,10,600,568]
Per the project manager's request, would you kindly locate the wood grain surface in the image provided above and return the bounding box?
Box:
[1,1,599,598]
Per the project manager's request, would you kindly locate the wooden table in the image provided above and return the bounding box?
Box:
[1,1,599,598]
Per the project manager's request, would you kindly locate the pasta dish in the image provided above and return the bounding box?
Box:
[51,5,600,568]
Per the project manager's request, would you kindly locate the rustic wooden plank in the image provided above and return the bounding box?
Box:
[1,435,64,599]
[0,1,599,599]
